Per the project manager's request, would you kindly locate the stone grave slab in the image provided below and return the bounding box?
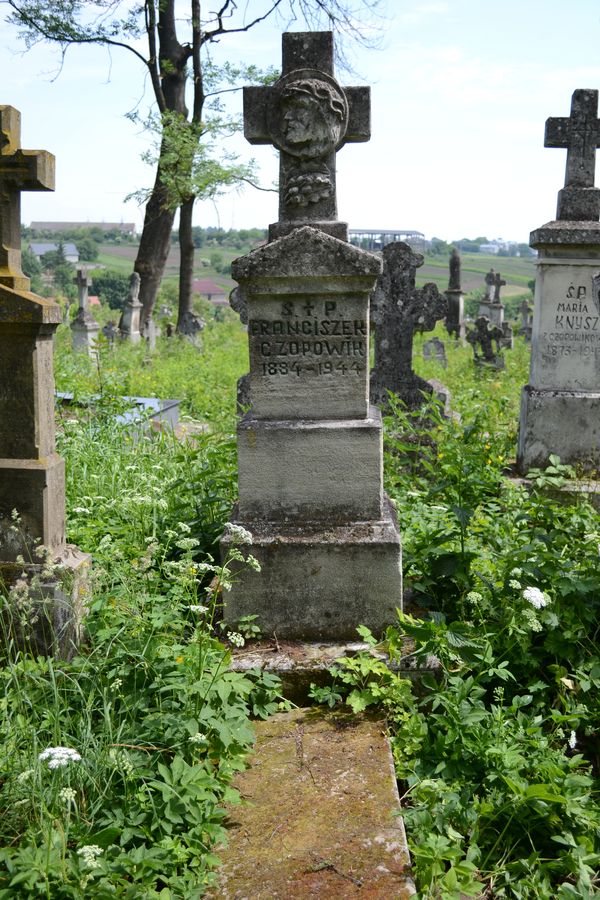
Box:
[210,707,415,899]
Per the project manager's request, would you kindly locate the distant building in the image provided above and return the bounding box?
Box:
[29,242,80,264]
[349,229,426,252]
[30,221,136,236]
[193,278,227,304]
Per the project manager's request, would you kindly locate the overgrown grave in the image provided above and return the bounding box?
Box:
[0,105,90,658]
[216,31,414,896]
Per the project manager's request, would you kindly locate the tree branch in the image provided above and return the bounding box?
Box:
[203,0,286,44]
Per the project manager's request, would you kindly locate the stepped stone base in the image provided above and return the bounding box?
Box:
[237,410,383,522]
[1,545,91,659]
[518,385,600,472]
[221,497,402,641]
[0,454,66,562]
[210,707,415,899]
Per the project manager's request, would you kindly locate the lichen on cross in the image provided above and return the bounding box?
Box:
[545,89,600,221]
[0,105,55,291]
[243,32,370,240]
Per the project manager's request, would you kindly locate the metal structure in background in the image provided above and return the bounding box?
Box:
[349,228,426,252]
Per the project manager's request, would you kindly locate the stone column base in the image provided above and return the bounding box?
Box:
[0,545,91,659]
[518,385,600,472]
[220,497,402,640]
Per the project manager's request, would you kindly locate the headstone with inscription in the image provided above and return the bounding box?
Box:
[70,267,100,356]
[445,248,465,340]
[370,242,448,410]
[220,32,402,640]
[0,105,90,658]
[518,88,600,470]
[118,272,142,343]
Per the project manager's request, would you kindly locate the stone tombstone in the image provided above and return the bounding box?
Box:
[445,248,465,341]
[370,241,448,410]
[118,272,142,343]
[519,298,533,341]
[221,32,402,641]
[102,320,117,345]
[484,268,495,300]
[143,316,158,351]
[243,31,370,242]
[518,88,600,471]
[177,310,205,348]
[423,336,447,368]
[467,315,505,369]
[70,267,100,356]
[0,105,89,658]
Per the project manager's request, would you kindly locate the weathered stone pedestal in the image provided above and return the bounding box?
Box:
[0,105,90,658]
[70,268,99,356]
[222,227,402,640]
[518,88,600,471]
[119,272,142,343]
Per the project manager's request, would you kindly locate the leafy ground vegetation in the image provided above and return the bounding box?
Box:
[1,306,598,898]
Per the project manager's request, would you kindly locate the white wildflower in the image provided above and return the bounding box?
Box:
[189,604,208,614]
[189,732,207,745]
[175,537,200,551]
[72,507,90,514]
[510,567,523,578]
[568,730,577,750]
[108,748,133,776]
[177,522,191,534]
[466,591,482,604]
[509,579,521,590]
[228,632,245,648]
[224,523,253,545]
[77,845,103,869]
[523,586,548,609]
[38,746,82,769]
[246,555,261,573]
[58,787,77,806]
[17,768,34,784]
[523,608,542,632]
[110,678,123,691]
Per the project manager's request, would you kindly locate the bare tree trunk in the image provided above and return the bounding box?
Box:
[177,196,195,329]
[135,166,177,328]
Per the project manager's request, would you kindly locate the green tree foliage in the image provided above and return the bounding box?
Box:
[21,245,43,293]
[75,236,99,261]
[92,270,130,310]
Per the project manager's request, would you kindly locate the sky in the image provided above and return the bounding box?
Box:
[2,0,600,244]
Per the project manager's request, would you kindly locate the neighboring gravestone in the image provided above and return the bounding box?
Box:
[0,105,90,658]
[423,336,447,368]
[479,270,513,348]
[70,267,100,356]
[102,320,117,345]
[467,315,505,369]
[221,32,402,640]
[177,310,205,348]
[484,268,495,300]
[445,248,465,341]
[370,242,448,410]
[519,298,533,341]
[143,316,158,351]
[118,272,142,343]
[518,88,600,471]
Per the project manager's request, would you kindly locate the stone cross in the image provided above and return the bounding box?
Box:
[0,106,55,291]
[243,31,370,240]
[448,248,461,292]
[74,267,92,312]
[545,89,600,220]
[467,316,505,367]
[370,242,447,409]
[493,271,506,302]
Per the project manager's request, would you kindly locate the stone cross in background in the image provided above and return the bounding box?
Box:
[0,106,54,290]
[467,316,505,369]
[0,104,89,657]
[518,298,533,341]
[493,271,507,302]
[370,242,447,410]
[545,88,600,220]
[243,31,370,241]
[71,267,99,355]
[445,248,465,340]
